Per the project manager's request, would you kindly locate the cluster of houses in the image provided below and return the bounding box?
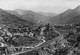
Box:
[0,23,60,55]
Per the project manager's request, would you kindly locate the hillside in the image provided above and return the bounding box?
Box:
[49,5,80,25]
[0,9,34,28]
[67,15,80,24]
[38,12,57,17]
[7,9,56,24]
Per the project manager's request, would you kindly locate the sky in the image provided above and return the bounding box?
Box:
[0,0,80,14]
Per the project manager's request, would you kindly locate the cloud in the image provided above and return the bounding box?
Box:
[64,0,80,1]
[0,0,80,13]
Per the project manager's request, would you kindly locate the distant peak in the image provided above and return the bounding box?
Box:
[14,9,34,15]
[14,9,24,15]
[14,9,33,12]
[0,8,5,11]
[66,9,72,11]
[14,9,25,11]
[63,9,72,14]
[74,5,80,10]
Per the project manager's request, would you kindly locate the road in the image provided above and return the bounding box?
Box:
[8,28,63,55]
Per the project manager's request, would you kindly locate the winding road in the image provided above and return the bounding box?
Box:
[8,27,63,55]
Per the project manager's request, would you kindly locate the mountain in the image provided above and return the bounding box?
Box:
[0,9,34,28]
[6,9,56,24]
[38,12,57,17]
[14,9,56,22]
[67,5,80,24]
[49,5,80,25]
[67,15,80,24]
[6,10,37,24]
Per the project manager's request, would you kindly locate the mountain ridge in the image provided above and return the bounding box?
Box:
[49,5,80,25]
[0,8,34,28]
[6,9,57,24]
